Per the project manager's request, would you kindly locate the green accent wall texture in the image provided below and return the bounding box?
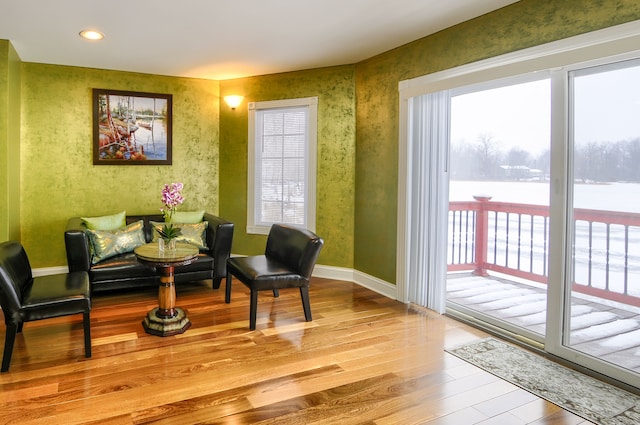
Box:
[219,66,356,268]
[354,0,640,284]
[20,64,219,267]
[0,40,9,242]
[0,40,21,243]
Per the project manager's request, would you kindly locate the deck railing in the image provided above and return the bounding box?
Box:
[448,197,640,307]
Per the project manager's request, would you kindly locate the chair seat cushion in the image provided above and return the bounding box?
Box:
[91,252,154,282]
[91,252,214,283]
[21,272,91,321]
[228,256,308,290]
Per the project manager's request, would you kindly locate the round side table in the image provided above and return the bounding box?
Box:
[134,242,198,336]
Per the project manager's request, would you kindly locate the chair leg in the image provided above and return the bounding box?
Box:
[300,287,312,322]
[212,276,223,290]
[225,272,232,304]
[2,323,19,372]
[17,322,23,333]
[83,312,92,358]
[249,289,258,330]
[273,289,279,298]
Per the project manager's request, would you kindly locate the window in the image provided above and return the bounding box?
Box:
[247,97,318,234]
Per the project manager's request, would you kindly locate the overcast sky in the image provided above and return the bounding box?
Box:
[450,79,550,156]
[574,64,640,145]
[450,61,640,154]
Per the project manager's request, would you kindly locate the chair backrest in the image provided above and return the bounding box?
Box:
[0,241,32,317]
[265,224,324,278]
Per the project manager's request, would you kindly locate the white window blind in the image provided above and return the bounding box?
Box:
[257,107,307,225]
[248,97,317,235]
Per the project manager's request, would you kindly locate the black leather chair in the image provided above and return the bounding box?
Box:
[0,241,92,372]
[225,224,324,330]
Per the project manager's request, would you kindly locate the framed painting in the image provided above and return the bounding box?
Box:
[93,89,172,165]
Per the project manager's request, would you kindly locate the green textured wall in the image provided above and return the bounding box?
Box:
[219,66,356,268]
[0,41,8,242]
[21,64,219,267]
[354,0,640,283]
[0,40,21,243]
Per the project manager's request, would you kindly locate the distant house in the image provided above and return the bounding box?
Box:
[499,165,545,181]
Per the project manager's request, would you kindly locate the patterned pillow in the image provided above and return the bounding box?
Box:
[150,221,208,249]
[86,220,146,264]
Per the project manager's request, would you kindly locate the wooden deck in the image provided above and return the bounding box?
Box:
[447,274,640,373]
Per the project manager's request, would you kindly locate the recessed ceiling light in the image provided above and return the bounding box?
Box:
[79,30,104,40]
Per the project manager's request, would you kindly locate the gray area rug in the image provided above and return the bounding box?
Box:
[446,338,640,425]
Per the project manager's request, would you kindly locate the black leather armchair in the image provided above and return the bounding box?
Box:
[225,224,324,330]
[0,241,91,372]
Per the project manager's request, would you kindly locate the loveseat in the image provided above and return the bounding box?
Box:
[64,212,234,293]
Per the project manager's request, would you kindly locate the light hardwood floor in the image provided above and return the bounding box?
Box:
[0,278,595,424]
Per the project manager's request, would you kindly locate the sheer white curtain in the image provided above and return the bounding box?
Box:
[404,91,450,313]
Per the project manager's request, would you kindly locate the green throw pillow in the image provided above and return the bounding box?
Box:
[81,211,126,231]
[151,221,208,249]
[86,220,146,264]
[169,210,205,224]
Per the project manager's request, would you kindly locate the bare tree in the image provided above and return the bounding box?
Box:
[450,140,477,179]
[622,139,640,182]
[475,133,501,179]
[506,147,531,166]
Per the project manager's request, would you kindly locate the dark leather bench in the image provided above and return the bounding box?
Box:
[64,213,233,293]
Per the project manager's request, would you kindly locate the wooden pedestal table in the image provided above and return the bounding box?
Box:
[134,242,199,336]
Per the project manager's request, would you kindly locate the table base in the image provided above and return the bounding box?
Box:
[142,307,191,337]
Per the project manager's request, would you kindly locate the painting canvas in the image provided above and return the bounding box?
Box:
[93,89,172,165]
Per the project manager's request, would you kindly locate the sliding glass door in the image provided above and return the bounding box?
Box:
[399,23,640,389]
[446,77,551,343]
[557,58,640,381]
[442,56,640,386]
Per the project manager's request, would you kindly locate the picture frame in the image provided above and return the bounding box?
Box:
[93,89,172,165]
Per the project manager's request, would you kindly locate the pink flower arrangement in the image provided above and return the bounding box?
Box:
[158,182,184,240]
[160,182,185,222]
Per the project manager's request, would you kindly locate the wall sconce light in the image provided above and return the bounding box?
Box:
[224,95,244,110]
[79,30,105,40]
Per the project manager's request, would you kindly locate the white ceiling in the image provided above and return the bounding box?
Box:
[0,0,519,80]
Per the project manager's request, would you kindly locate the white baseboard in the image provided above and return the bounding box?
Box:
[352,269,398,299]
[32,266,69,277]
[311,264,354,281]
[31,263,400,301]
[313,264,398,300]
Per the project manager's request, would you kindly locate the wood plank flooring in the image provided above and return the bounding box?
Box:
[0,278,595,424]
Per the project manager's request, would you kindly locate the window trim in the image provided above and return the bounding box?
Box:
[247,96,318,235]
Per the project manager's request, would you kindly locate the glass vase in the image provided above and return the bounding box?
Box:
[159,238,176,252]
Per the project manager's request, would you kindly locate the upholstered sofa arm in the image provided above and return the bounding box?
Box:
[204,213,234,285]
[65,217,92,273]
